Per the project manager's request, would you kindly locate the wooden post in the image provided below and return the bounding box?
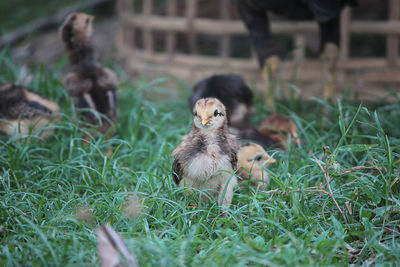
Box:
[117,0,132,13]
[387,0,399,68]
[143,0,154,54]
[117,0,134,47]
[117,0,400,99]
[219,0,231,63]
[167,0,177,61]
[186,0,198,54]
[294,34,305,62]
[340,7,350,60]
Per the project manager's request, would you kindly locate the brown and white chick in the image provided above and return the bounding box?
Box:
[188,74,277,148]
[60,12,118,135]
[237,143,276,188]
[258,114,301,150]
[172,98,239,208]
[189,74,254,129]
[0,83,60,138]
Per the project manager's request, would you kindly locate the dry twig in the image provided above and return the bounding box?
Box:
[373,226,400,236]
[337,161,385,176]
[312,153,348,224]
[264,186,328,196]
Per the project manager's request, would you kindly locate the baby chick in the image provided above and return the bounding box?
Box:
[60,12,118,135]
[189,74,254,129]
[258,114,301,150]
[172,98,239,208]
[0,83,59,138]
[237,143,276,187]
[188,74,277,148]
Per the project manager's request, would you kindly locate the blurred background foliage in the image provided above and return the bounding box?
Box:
[0,0,80,34]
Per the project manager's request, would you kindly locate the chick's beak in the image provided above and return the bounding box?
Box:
[263,154,276,165]
[201,118,210,126]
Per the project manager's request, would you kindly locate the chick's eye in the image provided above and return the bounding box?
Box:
[214,109,219,117]
[255,155,262,161]
[193,111,198,117]
[86,18,90,24]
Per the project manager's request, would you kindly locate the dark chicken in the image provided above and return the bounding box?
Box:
[237,0,357,101]
[60,13,118,135]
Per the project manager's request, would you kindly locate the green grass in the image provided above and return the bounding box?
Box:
[1,51,400,266]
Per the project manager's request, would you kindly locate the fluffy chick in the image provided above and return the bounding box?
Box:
[188,74,276,148]
[172,98,239,208]
[0,83,59,138]
[60,12,118,135]
[189,74,254,128]
[258,114,301,150]
[237,143,276,187]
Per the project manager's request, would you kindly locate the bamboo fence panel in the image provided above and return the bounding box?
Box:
[117,0,400,100]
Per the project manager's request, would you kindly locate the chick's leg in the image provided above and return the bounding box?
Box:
[237,0,280,67]
[218,176,238,208]
[319,17,340,102]
[262,55,280,111]
[320,43,339,101]
[237,0,281,110]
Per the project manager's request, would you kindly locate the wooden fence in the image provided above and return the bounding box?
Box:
[117,0,400,100]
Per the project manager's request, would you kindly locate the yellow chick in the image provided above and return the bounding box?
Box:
[237,143,276,187]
